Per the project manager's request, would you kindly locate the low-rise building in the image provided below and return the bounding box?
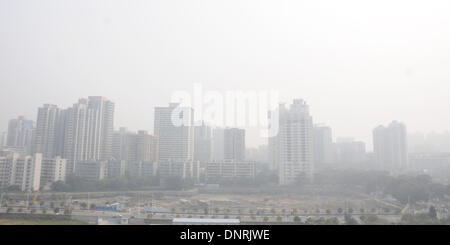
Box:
[75,160,107,182]
[206,160,256,182]
[106,159,126,178]
[40,156,67,186]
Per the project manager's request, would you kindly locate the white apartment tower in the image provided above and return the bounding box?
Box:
[269,99,314,185]
[154,103,194,179]
[194,122,213,163]
[7,116,35,154]
[63,97,114,174]
[373,121,408,172]
[313,124,334,169]
[212,128,225,161]
[223,128,246,161]
[33,104,65,158]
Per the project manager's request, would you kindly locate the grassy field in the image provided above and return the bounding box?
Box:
[0,219,88,225]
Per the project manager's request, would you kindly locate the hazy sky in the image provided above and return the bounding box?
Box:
[1,0,450,149]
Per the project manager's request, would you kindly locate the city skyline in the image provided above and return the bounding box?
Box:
[1,95,434,152]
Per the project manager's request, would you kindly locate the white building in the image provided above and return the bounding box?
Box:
[7,116,35,154]
[0,132,7,149]
[40,156,67,186]
[75,160,107,182]
[224,128,246,161]
[11,153,42,191]
[129,161,156,178]
[212,128,225,161]
[106,159,126,178]
[205,160,256,182]
[33,104,65,158]
[194,122,213,164]
[112,127,131,162]
[154,103,194,179]
[269,99,314,185]
[334,138,367,167]
[313,124,334,169]
[0,151,19,189]
[373,121,408,172]
[112,128,158,170]
[63,97,115,175]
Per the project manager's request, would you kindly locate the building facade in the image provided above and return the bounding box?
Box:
[7,116,35,154]
[63,97,115,175]
[223,128,246,161]
[154,103,194,179]
[313,124,334,169]
[373,121,408,171]
[269,99,314,185]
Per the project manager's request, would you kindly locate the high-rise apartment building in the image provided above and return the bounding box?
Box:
[313,124,334,169]
[33,104,65,158]
[373,121,408,171]
[212,128,225,161]
[269,99,314,185]
[194,122,213,163]
[112,128,157,174]
[63,97,114,174]
[128,130,158,163]
[224,128,246,161]
[335,138,366,167]
[6,116,35,154]
[0,132,7,149]
[154,103,194,179]
[112,127,131,162]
